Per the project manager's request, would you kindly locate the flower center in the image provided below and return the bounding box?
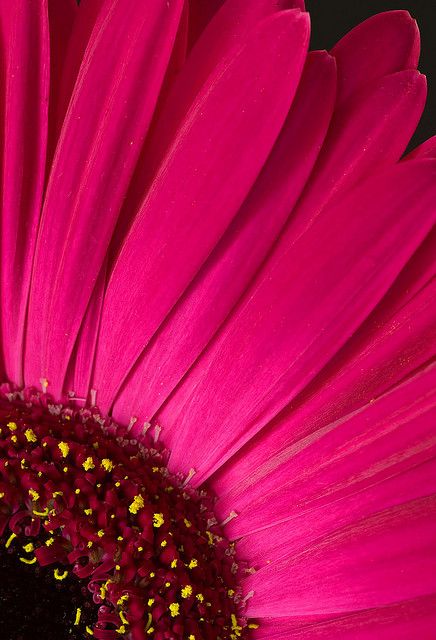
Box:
[0,388,254,639]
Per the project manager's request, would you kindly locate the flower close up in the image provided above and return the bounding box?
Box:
[0,1,435,639]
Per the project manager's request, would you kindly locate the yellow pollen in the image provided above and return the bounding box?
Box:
[24,428,37,443]
[116,626,126,635]
[7,422,17,431]
[23,543,34,553]
[115,564,121,571]
[137,546,144,552]
[45,537,54,546]
[0,493,4,499]
[248,623,260,629]
[184,518,192,528]
[84,508,93,515]
[75,488,81,494]
[147,598,155,607]
[119,611,129,625]
[74,608,82,625]
[153,513,164,528]
[101,458,114,472]
[189,636,196,640]
[97,530,105,538]
[188,559,198,569]
[86,626,94,635]
[28,489,40,501]
[115,481,121,487]
[129,494,144,515]
[165,582,171,588]
[87,541,93,548]
[52,491,63,497]
[149,572,155,578]
[181,585,193,598]
[160,539,168,547]
[171,559,178,568]
[83,457,95,471]
[100,585,107,599]
[54,568,68,580]
[19,556,37,564]
[169,603,180,617]
[63,466,68,473]
[117,594,129,605]
[58,441,70,457]
[196,594,204,603]
[11,435,17,443]
[33,508,49,517]
[145,613,153,632]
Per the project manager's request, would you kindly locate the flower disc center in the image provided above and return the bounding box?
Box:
[0,388,251,639]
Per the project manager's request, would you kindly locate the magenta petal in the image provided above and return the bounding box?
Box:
[92,10,310,413]
[24,0,184,395]
[220,361,436,549]
[112,50,336,425]
[158,160,436,483]
[46,0,77,162]
[115,1,305,243]
[212,230,436,510]
[0,1,50,385]
[250,596,436,639]
[244,494,436,616]
[63,262,107,400]
[331,10,420,105]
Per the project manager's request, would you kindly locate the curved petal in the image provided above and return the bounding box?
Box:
[158,160,436,484]
[244,495,436,616]
[251,596,436,639]
[92,10,310,412]
[24,0,184,395]
[112,50,336,425]
[212,230,436,506]
[331,10,420,105]
[0,1,50,385]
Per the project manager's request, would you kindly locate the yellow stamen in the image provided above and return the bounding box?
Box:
[119,611,129,625]
[169,603,180,617]
[19,556,37,565]
[153,513,164,528]
[74,608,82,625]
[54,568,68,580]
[128,494,144,515]
[181,585,193,598]
[82,457,95,471]
[101,458,114,472]
[23,542,34,553]
[7,421,17,431]
[24,428,37,443]
[5,533,16,549]
[58,441,70,457]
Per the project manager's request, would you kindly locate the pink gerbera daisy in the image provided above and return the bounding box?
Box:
[0,1,435,638]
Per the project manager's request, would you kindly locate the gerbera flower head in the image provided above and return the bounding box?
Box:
[0,1,435,639]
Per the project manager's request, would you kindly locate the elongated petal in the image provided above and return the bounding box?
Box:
[0,1,50,385]
[251,596,436,639]
[244,495,436,616]
[64,262,107,400]
[331,10,420,105]
[112,50,336,425]
[92,10,310,412]
[159,160,436,483]
[223,362,436,548]
[24,0,184,395]
[47,0,77,162]
[212,231,436,507]
[113,0,304,247]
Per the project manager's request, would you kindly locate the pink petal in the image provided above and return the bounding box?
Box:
[212,230,436,508]
[112,50,336,425]
[92,10,310,412]
[221,361,436,550]
[0,1,50,385]
[284,69,426,246]
[158,160,436,483]
[46,0,77,163]
[24,0,184,395]
[406,134,436,160]
[244,495,436,616]
[63,262,107,401]
[113,1,305,247]
[331,10,420,105]
[251,596,436,639]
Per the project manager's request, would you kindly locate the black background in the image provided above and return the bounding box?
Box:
[306,0,436,150]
